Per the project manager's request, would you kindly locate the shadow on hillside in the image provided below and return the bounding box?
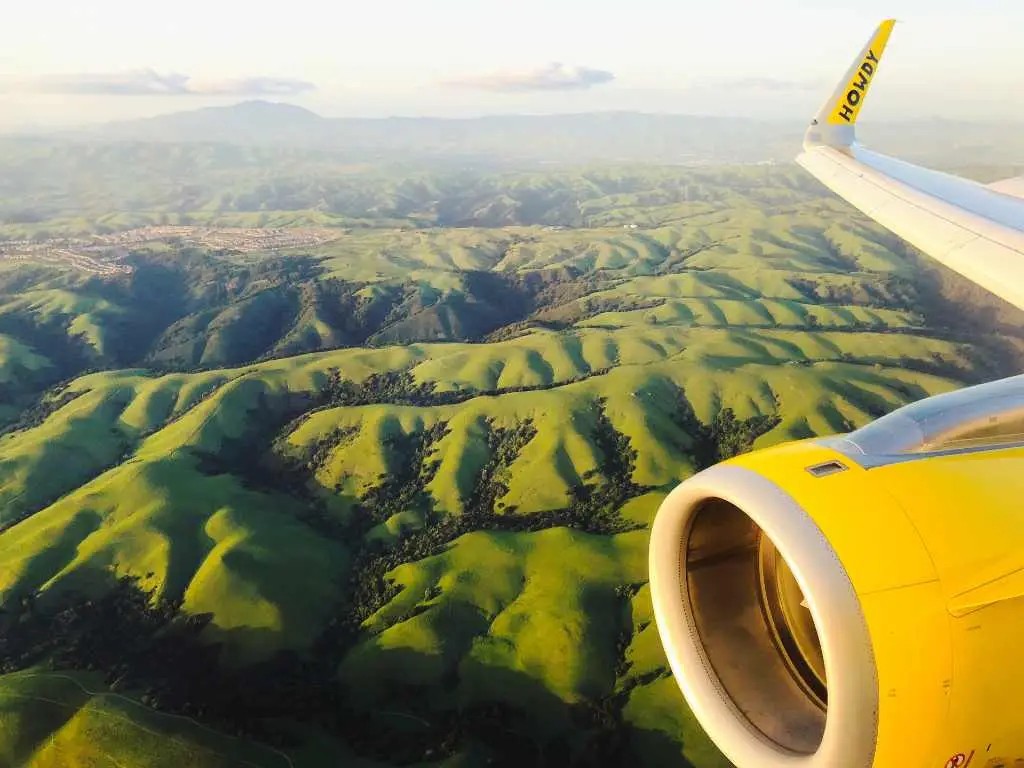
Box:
[0,570,729,767]
[331,647,727,768]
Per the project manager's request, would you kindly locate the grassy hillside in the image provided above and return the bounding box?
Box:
[2,164,1017,412]
[0,672,292,768]
[0,163,1020,767]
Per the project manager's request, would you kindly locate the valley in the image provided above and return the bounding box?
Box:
[0,226,342,276]
[0,153,1022,767]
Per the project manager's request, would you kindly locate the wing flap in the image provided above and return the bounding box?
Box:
[988,176,1024,200]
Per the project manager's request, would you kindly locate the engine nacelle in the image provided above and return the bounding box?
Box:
[650,376,1024,768]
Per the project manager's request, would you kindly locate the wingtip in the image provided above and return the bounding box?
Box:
[803,18,898,151]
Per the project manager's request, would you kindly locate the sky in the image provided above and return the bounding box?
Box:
[2,0,1023,129]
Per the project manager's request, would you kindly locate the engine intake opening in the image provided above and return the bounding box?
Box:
[759,534,828,708]
[685,499,827,754]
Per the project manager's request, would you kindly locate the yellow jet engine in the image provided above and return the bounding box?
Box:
[649,376,1024,768]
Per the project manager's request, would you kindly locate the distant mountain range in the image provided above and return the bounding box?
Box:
[78,101,801,163]
[9,100,1024,168]
[98,100,330,144]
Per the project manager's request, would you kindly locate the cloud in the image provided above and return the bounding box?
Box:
[444,63,615,92]
[184,76,317,96]
[2,70,315,96]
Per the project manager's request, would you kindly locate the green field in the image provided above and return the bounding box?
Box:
[0,161,1022,767]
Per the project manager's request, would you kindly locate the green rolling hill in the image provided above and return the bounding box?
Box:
[0,161,1022,767]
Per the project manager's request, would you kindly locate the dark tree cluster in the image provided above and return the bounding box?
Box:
[463,421,540,516]
[563,402,648,531]
[358,422,449,531]
[320,367,614,413]
[707,408,781,465]
[321,369,442,408]
[0,579,216,712]
[0,385,86,437]
[298,425,359,474]
[672,396,782,471]
[786,276,909,310]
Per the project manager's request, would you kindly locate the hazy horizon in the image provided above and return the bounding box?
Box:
[4,0,1024,130]
[6,99,1024,138]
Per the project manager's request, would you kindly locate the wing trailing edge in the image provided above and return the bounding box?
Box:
[797,20,1024,311]
[988,176,1024,200]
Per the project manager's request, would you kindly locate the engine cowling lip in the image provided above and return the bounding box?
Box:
[649,463,878,768]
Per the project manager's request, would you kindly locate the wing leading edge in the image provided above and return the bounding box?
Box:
[796,20,1024,311]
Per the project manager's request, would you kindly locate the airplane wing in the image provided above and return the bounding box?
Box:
[796,19,1024,311]
[988,176,1024,199]
[651,21,1024,768]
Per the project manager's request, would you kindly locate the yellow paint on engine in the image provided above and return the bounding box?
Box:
[727,442,1024,767]
[875,448,1024,763]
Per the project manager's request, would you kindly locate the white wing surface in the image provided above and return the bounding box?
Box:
[796,20,1024,310]
[988,177,1024,200]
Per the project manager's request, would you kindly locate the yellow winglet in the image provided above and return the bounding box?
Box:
[805,19,896,149]
[827,19,896,125]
